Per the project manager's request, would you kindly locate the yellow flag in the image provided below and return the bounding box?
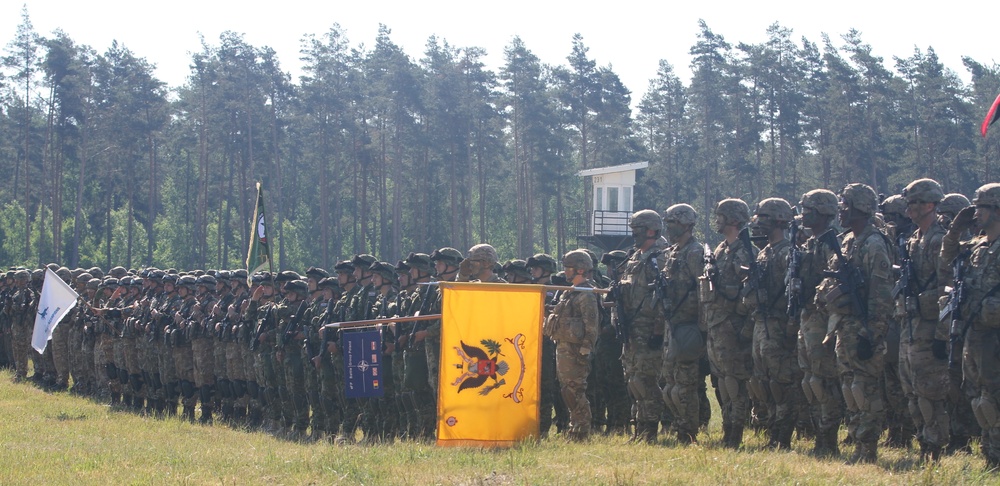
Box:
[437,282,544,447]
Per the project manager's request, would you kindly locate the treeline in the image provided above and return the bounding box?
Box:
[1,8,999,271]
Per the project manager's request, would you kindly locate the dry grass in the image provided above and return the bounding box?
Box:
[0,369,994,485]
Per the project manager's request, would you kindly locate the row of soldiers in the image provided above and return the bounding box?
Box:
[611,179,1000,467]
[4,179,1000,467]
[0,244,625,445]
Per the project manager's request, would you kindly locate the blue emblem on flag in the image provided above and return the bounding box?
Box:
[343,329,384,399]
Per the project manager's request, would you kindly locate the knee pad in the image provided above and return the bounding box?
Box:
[118,368,129,386]
[850,382,867,412]
[768,381,786,404]
[973,395,1000,429]
[151,373,163,390]
[748,377,767,403]
[218,379,231,399]
[105,363,118,381]
[247,381,260,400]
[722,376,740,405]
[627,377,646,401]
[917,396,935,424]
[841,382,859,412]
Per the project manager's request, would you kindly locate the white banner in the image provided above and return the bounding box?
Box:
[31,268,80,353]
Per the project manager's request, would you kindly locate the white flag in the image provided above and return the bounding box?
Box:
[32,268,80,353]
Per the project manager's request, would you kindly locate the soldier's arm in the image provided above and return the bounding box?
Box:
[930,230,950,340]
[863,236,894,336]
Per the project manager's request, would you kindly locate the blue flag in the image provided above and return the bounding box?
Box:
[342,329,384,399]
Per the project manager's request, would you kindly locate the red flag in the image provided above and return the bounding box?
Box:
[982,92,1000,137]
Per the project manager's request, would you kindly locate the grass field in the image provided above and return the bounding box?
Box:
[0,369,994,485]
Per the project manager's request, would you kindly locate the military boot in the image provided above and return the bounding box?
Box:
[847,441,877,465]
[199,405,213,425]
[183,405,196,422]
[725,425,744,449]
[131,397,144,413]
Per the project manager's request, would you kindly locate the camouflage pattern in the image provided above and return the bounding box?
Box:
[941,209,1000,466]
[659,235,706,443]
[545,280,600,438]
[821,223,895,462]
[747,238,802,449]
[797,229,844,455]
[618,236,669,436]
[897,218,950,455]
[703,238,755,447]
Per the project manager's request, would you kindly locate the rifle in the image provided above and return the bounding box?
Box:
[944,250,970,366]
[739,227,767,336]
[786,218,803,320]
[703,242,717,293]
[607,248,636,342]
[280,299,309,346]
[249,303,275,352]
[406,283,436,350]
[819,229,868,325]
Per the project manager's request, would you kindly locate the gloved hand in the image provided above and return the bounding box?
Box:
[932,339,948,360]
[950,206,975,234]
[648,333,664,350]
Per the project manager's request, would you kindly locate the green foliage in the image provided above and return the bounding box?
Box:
[1,10,1000,270]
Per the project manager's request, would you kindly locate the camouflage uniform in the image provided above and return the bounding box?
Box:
[8,275,36,381]
[940,184,1000,466]
[619,214,669,441]
[748,235,801,449]
[402,278,437,439]
[704,235,755,448]
[659,222,705,444]
[820,184,895,463]
[896,179,951,459]
[190,278,218,422]
[275,283,310,437]
[592,253,630,435]
[545,251,600,440]
[170,281,199,421]
[797,221,845,456]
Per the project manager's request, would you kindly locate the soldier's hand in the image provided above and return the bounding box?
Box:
[932,339,948,360]
[397,335,409,348]
[951,206,975,233]
[251,286,265,301]
[326,341,338,355]
[311,356,322,370]
[413,330,427,343]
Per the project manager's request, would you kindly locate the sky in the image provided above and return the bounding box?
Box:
[2,0,997,105]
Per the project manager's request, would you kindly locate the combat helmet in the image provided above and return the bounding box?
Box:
[800,189,839,216]
[629,209,663,232]
[973,183,1000,208]
[562,250,594,271]
[902,178,944,204]
[840,183,879,215]
[715,198,751,227]
[663,204,698,226]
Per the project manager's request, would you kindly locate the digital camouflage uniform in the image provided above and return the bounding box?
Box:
[403,281,437,439]
[820,210,895,463]
[619,234,669,440]
[703,237,755,448]
[748,234,802,449]
[660,233,705,443]
[940,184,1000,466]
[545,275,600,439]
[896,182,951,458]
[797,228,845,455]
[275,290,309,436]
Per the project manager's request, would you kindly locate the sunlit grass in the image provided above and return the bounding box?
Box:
[0,368,994,485]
